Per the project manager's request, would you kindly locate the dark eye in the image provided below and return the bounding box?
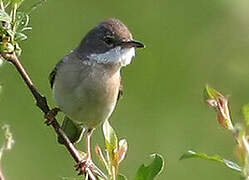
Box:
[103,36,114,45]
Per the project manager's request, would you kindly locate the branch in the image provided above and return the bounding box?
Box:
[1,52,84,174]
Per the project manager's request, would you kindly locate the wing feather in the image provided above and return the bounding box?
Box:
[49,60,64,88]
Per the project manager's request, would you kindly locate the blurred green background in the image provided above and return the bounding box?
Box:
[0,0,249,179]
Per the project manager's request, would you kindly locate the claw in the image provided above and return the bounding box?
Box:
[75,129,107,179]
[75,157,107,179]
[44,107,60,125]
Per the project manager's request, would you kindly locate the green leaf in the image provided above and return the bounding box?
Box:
[118,174,127,180]
[135,154,164,180]
[21,27,32,32]
[180,150,241,172]
[14,32,27,41]
[203,85,223,100]
[6,29,15,39]
[14,12,29,32]
[0,9,12,24]
[242,104,249,126]
[102,120,118,153]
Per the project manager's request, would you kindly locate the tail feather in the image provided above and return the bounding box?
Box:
[58,116,84,144]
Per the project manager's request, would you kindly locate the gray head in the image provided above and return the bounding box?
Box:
[76,18,144,66]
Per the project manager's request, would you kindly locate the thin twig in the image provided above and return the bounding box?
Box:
[1,52,84,174]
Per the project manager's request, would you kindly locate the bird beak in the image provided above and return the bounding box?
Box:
[121,40,145,48]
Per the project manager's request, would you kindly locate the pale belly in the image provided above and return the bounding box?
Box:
[53,62,120,128]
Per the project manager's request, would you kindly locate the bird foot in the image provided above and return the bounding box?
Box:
[44,107,60,125]
[75,156,107,180]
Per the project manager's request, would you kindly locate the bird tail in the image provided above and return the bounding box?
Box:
[58,116,84,144]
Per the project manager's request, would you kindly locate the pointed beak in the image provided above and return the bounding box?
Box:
[121,40,145,48]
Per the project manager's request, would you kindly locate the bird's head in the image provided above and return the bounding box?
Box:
[77,18,144,66]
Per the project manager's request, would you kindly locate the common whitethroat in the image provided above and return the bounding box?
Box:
[49,18,144,169]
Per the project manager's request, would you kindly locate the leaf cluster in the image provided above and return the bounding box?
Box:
[94,121,164,180]
[181,86,249,180]
[0,0,45,59]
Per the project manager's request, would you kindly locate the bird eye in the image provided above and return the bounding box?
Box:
[103,36,114,45]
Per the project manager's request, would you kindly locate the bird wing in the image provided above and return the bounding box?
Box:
[117,72,123,103]
[49,55,124,102]
[49,67,57,88]
[49,57,65,88]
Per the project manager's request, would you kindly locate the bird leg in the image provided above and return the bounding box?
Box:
[44,107,60,125]
[75,129,107,179]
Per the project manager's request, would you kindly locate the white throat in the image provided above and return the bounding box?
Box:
[87,46,135,67]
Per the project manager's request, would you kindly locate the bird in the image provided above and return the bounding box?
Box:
[49,18,144,170]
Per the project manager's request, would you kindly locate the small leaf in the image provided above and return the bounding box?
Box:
[0,9,11,23]
[242,104,249,126]
[102,120,118,153]
[204,85,223,100]
[180,150,241,172]
[223,159,242,172]
[6,29,15,38]
[15,12,30,31]
[14,32,27,41]
[203,85,234,130]
[21,26,32,32]
[135,154,164,180]
[118,139,128,164]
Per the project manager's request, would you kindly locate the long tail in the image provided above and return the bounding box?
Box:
[58,116,84,144]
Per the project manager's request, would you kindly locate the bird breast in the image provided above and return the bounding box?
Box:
[53,57,121,128]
